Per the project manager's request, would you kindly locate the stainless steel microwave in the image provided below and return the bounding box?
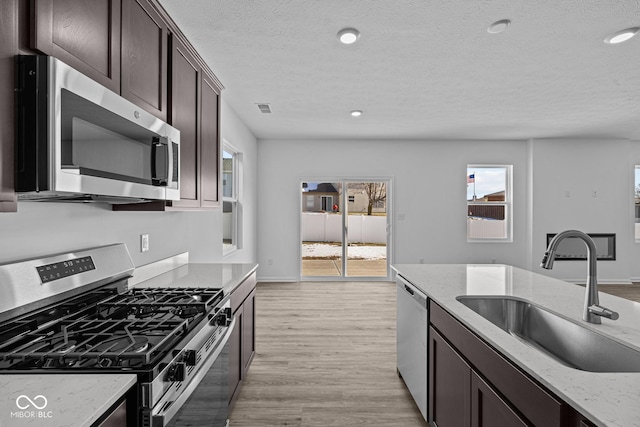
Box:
[15,55,180,203]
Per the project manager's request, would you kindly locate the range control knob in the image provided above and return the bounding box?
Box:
[210,307,232,326]
[167,362,186,382]
[183,350,197,366]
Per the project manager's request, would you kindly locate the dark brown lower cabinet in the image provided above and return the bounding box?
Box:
[241,288,256,372]
[429,327,470,427]
[429,301,597,427]
[471,371,528,427]
[95,399,127,427]
[229,273,256,409]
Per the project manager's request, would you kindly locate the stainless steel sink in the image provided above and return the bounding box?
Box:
[456,295,640,372]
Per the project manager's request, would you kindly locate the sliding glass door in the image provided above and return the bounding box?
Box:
[300,179,390,280]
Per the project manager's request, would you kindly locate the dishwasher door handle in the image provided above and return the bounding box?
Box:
[404,284,414,295]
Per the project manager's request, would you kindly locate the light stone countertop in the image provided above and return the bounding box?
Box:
[392,264,640,427]
[131,263,258,295]
[0,374,136,427]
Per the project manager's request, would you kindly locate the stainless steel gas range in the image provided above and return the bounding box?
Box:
[0,244,234,427]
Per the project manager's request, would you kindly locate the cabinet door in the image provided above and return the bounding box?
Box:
[429,327,471,427]
[121,0,167,120]
[471,372,528,427]
[0,0,17,212]
[229,307,242,406]
[241,289,256,372]
[32,0,121,93]
[200,72,221,208]
[169,34,201,208]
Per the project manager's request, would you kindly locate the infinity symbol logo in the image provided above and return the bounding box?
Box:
[16,395,48,410]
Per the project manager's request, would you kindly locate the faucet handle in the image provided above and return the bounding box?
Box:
[588,304,619,320]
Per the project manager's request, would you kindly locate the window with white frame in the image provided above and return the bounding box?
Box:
[467,165,512,241]
[635,166,640,241]
[223,145,241,253]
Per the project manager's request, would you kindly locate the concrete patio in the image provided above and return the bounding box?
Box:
[301,259,387,277]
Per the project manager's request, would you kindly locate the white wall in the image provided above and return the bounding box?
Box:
[529,139,632,283]
[257,137,640,283]
[631,140,640,280]
[0,202,189,266]
[0,98,258,268]
[257,139,529,281]
[186,99,258,264]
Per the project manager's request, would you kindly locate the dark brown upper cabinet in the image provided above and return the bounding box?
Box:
[165,33,221,209]
[199,72,221,208]
[0,0,17,212]
[121,0,168,120]
[26,0,220,212]
[168,34,201,208]
[31,0,121,93]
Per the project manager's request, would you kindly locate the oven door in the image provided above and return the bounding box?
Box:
[154,317,235,427]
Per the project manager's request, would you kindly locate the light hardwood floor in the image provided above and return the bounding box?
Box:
[229,281,427,427]
[599,284,640,302]
[229,281,640,426]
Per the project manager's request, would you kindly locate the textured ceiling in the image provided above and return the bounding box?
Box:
[158,0,640,140]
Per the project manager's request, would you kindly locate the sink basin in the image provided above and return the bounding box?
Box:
[456,295,640,372]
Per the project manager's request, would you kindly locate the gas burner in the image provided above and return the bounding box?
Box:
[94,335,150,354]
[54,340,77,354]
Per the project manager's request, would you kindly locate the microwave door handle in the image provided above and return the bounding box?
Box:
[151,137,169,186]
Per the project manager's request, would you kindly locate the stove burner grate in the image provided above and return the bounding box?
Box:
[96,287,224,320]
[0,317,188,368]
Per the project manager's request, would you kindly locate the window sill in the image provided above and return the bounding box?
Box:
[223,245,238,257]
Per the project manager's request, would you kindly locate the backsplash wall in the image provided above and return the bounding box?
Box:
[0,201,189,266]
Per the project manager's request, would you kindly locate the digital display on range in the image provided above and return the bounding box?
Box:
[36,256,96,283]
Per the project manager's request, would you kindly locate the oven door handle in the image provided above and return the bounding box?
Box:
[152,317,236,426]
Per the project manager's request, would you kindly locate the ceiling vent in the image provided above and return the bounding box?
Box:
[256,103,272,114]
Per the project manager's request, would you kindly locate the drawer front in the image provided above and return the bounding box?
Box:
[230,272,256,313]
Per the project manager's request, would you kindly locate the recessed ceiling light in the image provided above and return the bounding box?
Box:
[487,19,511,34]
[337,28,360,44]
[350,110,363,117]
[604,27,640,44]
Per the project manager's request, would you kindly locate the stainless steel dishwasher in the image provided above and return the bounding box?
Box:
[396,275,428,421]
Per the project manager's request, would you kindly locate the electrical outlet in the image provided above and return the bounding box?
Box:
[141,234,150,252]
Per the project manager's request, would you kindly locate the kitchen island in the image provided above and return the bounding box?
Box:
[393,264,640,427]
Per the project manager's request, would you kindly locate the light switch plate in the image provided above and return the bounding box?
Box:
[141,234,150,252]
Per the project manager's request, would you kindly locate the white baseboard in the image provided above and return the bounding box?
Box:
[256,276,298,283]
[564,278,633,285]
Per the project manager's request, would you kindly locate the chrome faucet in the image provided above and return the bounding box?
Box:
[540,230,619,324]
